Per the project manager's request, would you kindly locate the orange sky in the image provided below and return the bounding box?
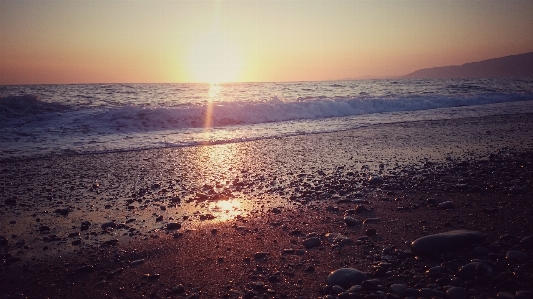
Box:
[1,0,533,84]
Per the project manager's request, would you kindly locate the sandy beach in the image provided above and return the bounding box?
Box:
[1,113,533,299]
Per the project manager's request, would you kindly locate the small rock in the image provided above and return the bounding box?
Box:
[254,252,269,259]
[344,216,360,226]
[39,225,51,232]
[75,265,94,273]
[362,279,379,291]
[520,236,533,249]
[419,288,446,298]
[165,222,182,230]
[365,228,377,236]
[389,284,407,297]
[497,292,515,299]
[303,237,321,249]
[327,268,367,289]
[54,208,70,216]
[130,259,145,266]
[438,201,454,209]
[368,176,384,185]
[456,262,494,280]
[101,222,116,229]
[446,287,467,299]
[506,250,528,261]
[410,230,484,255]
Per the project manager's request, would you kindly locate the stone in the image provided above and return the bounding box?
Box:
[497,292,515,299]
[325,233,352,245]
[368,176,384,185]
[446,287,467,299]
[165,222,182,230]
[419,288,446,298]
[254,252,269,259]
[520,236,533,249]
[101,221,116,229]
[410,230,484,255]
[365,228,377,236]
[362,279,379,291]
[54,208,70,216]
[389,284,407,297]
[327,268,367,289]
[344,216,360,226]
[506,250,528,261]
[438,201,454,209]
[456,262,494,280]
[130,259,145,266]
[303,237,321,249]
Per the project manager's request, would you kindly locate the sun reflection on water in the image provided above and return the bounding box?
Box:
[208,198,244,222]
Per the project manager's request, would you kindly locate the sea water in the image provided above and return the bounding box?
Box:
[1,78,533,160]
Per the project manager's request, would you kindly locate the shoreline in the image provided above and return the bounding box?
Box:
[1,113,533,298]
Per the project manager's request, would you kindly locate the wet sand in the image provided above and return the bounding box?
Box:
[1,113,533,298]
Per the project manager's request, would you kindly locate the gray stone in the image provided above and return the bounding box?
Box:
[419,288,446,298]
[520,236,533,249]
[497,292,514,299]
[389,284,407,297]
[446,287,467,299]
[368,176,384,185]
[506,250,528,261]
[303,237,321,249]
[438,201,454,209]
[410,230,484,255]
[456,262,494,280]
[344,216,360,226]
[327,268,368,289]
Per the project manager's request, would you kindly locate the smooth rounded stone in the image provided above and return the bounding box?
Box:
[419,288,446,298]
[368,176,384,185]
[520,236,533,249]
[473,246,490,255]
[516,291,533,299]
[347,285,363,293]
[426,266,453,277]
[165,222,182,230]
[410,230,484,255]
[456,262,494,280]
[327,268,368,289]
[325,233,352,245]
[0,236,8,246]
[362,279,379,291]
[130,259,145,266]
[446,287,467,299]
[365,228,377,236]
[54,208,71,216]
[389,284,407,296]
[101,221,116,229]
[506,250,528,261]
[344,216,360,226]
[497,292,515,299]
[303,237,321,249]
[438,201,454,209]
[332,285,346,294]
[253,252,269,259]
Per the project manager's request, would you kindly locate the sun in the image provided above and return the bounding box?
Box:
[187,30,243,84]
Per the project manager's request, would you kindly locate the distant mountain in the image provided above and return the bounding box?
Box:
[402,52,533,79]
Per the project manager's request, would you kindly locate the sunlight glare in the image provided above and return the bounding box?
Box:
[187,30,243,84]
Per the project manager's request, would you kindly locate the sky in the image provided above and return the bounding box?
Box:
[1,0,533,85]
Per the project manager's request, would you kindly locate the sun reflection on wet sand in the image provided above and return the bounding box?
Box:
[207,198,244,222]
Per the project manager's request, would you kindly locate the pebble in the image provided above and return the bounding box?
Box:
[165,222,182,230]
[455,262,494,280]
[368,176,384,185]
[325,233,352,245]
[303,237,321,249]
[344,216,360,226]
[506,250,528,261]
[410,230,484,255]
[327,268,367,289]
[101,222,116,229]
[130,259,145,266]
[446,287,468,299]
[253,252,269,259]
[365,228,377,236]
[497,292,515,299]
[438,201,454,209]
[520,235,533,249]
[389,284,407,297]
[419,288,446,298]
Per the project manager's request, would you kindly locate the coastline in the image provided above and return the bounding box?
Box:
[1,113,533,298]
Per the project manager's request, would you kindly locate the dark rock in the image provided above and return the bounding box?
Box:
[303,237,321,249]
[75,265,94,273]
[455,262,494,280]
[520,236,533,249]
[327,268,367,289]
[368,176,384,185]
[506,250,528,261]
[362,279,379,291]
[165,222,182,230]
[410,230,484,255]
[446,287,467,299]
[344,216,360,226]
[389,284,407,297]
[497,292,515,299]
[54,208,70,216]
[101,221,116,229]
[365,228,377,236]
[39,225,51,232]
[438,201,454,209]
[419,288,446,298]
[0,236,8,246]
[254,252,269,259]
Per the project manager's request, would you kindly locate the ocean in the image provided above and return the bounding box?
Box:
[1,78,533,160]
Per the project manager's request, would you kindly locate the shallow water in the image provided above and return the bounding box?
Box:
[1,78,532,159]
